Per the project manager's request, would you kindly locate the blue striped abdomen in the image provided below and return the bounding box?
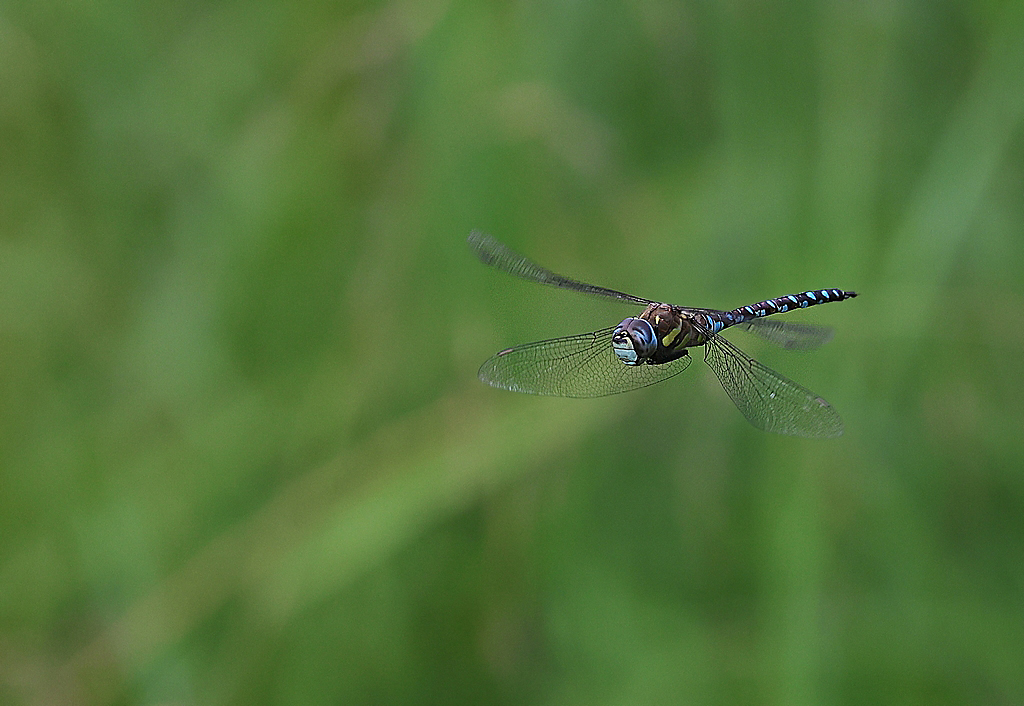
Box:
[701,289,857,334]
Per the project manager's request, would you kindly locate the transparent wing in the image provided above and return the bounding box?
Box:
[479,327,692,398]
[702,334,843,438]
[468,231,653,306]
[740,319,834,350]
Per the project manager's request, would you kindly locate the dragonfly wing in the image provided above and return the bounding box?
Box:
[740,319,834,350]
[702,334,843,438]
[468,232,653,306]
[479,327,692,398]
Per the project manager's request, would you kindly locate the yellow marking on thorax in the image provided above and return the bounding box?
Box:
[649,308,684,347]
[663,325,683,347]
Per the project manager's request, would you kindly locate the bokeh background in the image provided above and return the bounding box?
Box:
[3,0,1024,703]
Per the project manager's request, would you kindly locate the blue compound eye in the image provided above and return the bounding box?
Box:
[612,318,657,365]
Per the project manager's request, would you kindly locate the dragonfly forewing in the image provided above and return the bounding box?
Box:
[479,327,692,398]
[468,231,652,306]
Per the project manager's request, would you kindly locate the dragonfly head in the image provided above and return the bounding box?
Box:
[612,318,657,365]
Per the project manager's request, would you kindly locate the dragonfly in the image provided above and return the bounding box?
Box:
[469,231,857,438]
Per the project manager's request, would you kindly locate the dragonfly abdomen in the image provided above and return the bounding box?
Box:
[703,289,857,333]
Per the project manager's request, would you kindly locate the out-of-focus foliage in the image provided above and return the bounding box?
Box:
[1,0,1023,703]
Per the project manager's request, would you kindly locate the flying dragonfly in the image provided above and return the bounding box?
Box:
[469,231,857,438]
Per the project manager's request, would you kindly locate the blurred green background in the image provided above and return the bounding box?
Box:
[2,0,1024,703]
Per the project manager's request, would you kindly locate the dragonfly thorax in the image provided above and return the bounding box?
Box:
[612,318,657,365]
